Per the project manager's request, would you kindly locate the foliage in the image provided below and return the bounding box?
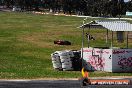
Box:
[0,0,132,17]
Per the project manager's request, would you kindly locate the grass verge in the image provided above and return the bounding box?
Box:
[0,12,132,79]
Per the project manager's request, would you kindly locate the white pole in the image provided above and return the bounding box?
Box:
[111,31,113,48]
[126,31,129,48]
[81,17,87,68]
[106,29,108,47]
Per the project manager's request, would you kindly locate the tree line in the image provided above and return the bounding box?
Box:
[0,0,132,17]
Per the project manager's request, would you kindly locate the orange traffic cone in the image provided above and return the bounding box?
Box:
[81,67,91,86]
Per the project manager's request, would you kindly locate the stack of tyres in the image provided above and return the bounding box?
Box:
[51,50,81,71]
[51,52,62,71]
[59,50,74,71]
[71,50,82,71]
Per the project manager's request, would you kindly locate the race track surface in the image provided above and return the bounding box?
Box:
[0,80,132,88]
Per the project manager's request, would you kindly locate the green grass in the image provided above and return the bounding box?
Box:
[0,12,132,79]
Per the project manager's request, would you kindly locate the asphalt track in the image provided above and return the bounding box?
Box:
[0,80,132,88]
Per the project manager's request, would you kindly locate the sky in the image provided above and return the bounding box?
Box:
[124,0,130,2]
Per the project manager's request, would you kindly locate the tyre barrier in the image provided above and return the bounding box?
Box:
[63,67,73,71]
[62,63,72,68]
[60,58,71,63]
[51,55,60,60]
[52,63,61,68]
[65,50,74,57]
[51,50,81,71]
[57,50,68,56]
[51,53,62,70]
[60,56,70,59]
[51,53,60,61]
[52,60,61,64]
[61,61,72,65]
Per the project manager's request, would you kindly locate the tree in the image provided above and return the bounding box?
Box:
[126,0,132,11]
[110,0,119,17]
[0,0,129,17]
[118,0,126,16]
